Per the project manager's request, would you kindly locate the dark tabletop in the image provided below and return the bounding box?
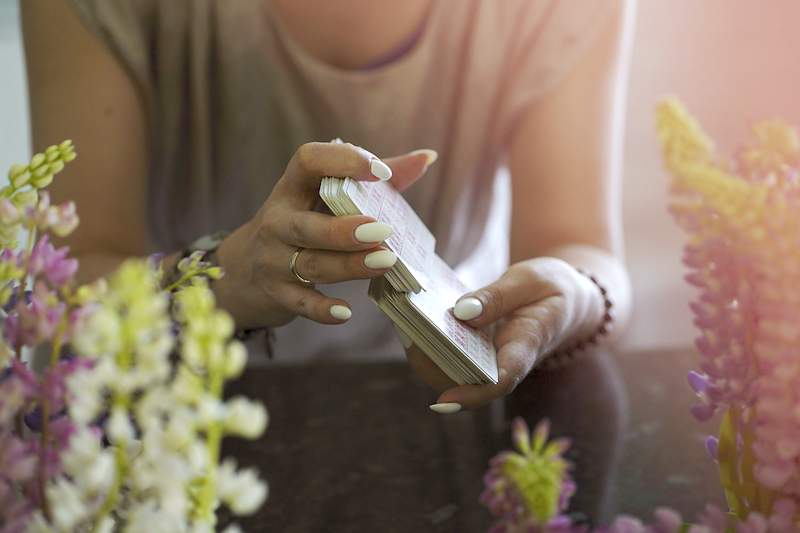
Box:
[221,347,723,532]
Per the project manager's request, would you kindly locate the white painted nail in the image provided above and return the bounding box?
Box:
[393,324,413,348]
[454,297,483,321]
[430,403,462,414]
[370,158,392,181]
[364,250,397,270]
[330,305,352,321]
[409,149,438,169]
[354,222,393,243]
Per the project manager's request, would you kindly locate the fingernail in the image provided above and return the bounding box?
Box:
[364,249,397,270]
[454,297,483,321]
[330,305,352,321]
[430,403,462,414]
[370,158,392,181]
[354,221,393,243]
[393,324,412,348]
[409,149,438,169]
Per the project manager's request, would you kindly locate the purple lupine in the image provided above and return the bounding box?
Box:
[9,282,65,348]
[28,236,78,288]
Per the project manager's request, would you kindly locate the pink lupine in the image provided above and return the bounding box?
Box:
[28,236,78,288]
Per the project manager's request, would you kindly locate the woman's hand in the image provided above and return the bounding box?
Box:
[213,141,436,329]
[400,257,606,412]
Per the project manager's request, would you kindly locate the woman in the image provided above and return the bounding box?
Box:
[22,0,633,514]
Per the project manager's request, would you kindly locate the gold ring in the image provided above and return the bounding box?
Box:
[289,248,314,286]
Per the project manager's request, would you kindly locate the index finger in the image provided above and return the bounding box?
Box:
[276,141,392,206]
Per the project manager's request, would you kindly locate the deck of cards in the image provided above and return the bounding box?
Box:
[319,171,498,386]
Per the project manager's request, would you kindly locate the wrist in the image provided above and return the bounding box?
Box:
[571,266,608,340]
[212,226,256,328]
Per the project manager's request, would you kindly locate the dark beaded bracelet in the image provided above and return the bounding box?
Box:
[539,269,614,371]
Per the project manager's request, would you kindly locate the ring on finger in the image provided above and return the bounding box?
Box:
[289,247,314,286]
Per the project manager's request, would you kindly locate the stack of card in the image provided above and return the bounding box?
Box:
[320,177,433,293]
[368,255,498,385]
[319,173,499,386]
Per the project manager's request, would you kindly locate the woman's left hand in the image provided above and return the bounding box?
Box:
[399,257,605,411]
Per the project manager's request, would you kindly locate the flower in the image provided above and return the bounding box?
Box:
[224,396,268,439]
[7,282,65,347]
[0,140,269,531]
[658,98,800,524]
[28,235,78,287]
[27,192,79,238]
[480,418,574,532]
[216,458,268,515]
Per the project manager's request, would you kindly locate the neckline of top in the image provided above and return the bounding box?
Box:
[261,0,440,81]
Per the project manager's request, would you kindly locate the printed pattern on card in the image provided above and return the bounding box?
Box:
[408,256,498,381]
[344,179,435,276]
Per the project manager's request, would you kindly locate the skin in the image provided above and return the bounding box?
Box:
[22,0,633,410]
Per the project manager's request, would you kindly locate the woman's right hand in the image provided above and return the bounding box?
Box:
[213,141,436,329]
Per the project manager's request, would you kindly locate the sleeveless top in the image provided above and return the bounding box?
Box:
[67,0,617,362]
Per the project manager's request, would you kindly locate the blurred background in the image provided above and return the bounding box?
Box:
[3,0,800,518]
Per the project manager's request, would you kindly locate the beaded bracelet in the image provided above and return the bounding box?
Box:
[539,269,614,371]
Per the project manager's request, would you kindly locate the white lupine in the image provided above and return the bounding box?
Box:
[46,262,268,528]
[61,428,115,494]
[186,441,209,473]
[197,394,226,427]
[107,407,135,445]
[224,397,268,439]
[164,407,196,450]
[181,337,205,369]
[95,516,115,533]
[170,366,204,404]
[71,307,123,357]
[216,459,268,515]
[223,341,247,378]
[66,370,103,424]
[123,501,187,533]
[47,479,89,531]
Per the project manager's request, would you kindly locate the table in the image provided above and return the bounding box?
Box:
[220,348,723,532]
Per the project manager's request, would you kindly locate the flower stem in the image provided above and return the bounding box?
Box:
[92,398,129,532]
[93,347,132,531]
[17,225,37,294]
[193,363,225,522]
[92,434,128,532]
[37,318,68,521]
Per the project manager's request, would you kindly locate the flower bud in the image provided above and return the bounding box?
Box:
[49,160,65,174]
[224,396,267,439]
[29,153,46,170]
[0,198,19,225]
[223,342,247,378]
[8,164,29,188]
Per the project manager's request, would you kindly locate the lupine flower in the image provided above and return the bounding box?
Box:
[6,282,65,348]
[27,192,79,238]
[657,98,800,524]
[1,141,268,531]
[28,235,78,288]
[53,261,268,531]
[480,418,575,532]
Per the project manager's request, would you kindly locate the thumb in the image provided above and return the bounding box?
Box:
[383,149,438,192]
[453,265,560,328]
